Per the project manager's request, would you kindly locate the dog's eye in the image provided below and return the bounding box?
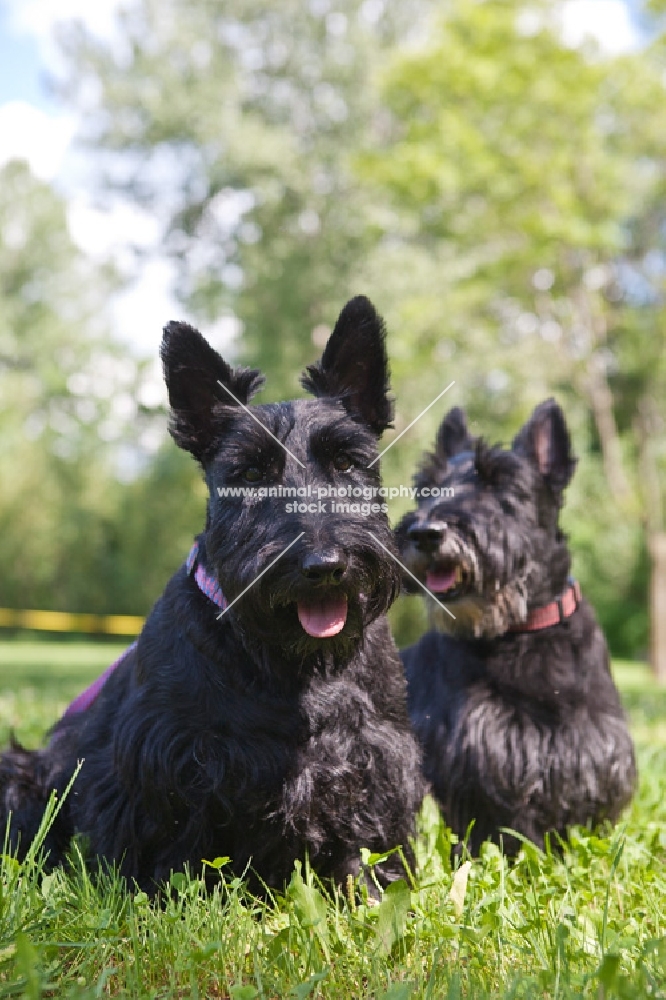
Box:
[333,453,353,472]
[243,467,263,483]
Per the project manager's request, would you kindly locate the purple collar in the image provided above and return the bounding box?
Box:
[63,541,227,717]
[63,641,138,717]
[186,541,227,611]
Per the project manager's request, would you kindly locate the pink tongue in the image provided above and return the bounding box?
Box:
[426,568,458,593]
[297,595,348,637]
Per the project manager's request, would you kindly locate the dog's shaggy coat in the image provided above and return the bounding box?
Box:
[0,296,424,892]
[396,401,636,855]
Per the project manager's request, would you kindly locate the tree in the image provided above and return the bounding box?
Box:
[359,0,666,667]
[56,0,432,398]
[0,159,143,613]
[52,0,666,662]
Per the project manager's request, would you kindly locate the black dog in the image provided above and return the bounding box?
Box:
[396,400,636,855]
[0,296,424,893]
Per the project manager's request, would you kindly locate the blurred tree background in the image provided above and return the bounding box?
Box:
[1,0,665,669]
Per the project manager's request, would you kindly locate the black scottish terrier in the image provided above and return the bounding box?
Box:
[396,400,636,855]
[0,296,424,893]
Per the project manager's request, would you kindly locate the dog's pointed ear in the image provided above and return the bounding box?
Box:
[300,295,393,434]
[436,407,472,460]
[512,398,577,493]
[161,321,264,463]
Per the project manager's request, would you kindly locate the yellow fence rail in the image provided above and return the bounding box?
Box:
[0,608,144,636]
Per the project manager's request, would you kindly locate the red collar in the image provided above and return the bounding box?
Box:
[509,580,581,632]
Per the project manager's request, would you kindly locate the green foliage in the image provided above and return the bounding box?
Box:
[0,0,662,661]
[0,158,210,619]
[365,1,633,260]
[56,0,431,398]
[0,160,157,617]
[358,0,666,656]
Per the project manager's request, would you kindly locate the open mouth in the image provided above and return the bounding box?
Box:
[425,561,467,599]
[296,594,348,638]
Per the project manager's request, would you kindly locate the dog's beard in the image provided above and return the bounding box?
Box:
[230,594,371,674]
[402,532,529,639]
[219,555,399,668]
[429,582,528,639]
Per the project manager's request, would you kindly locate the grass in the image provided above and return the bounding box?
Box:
[0,639,127,749]
[0,638,664,999]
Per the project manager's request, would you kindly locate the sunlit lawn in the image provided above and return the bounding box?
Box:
[0,638,128,748]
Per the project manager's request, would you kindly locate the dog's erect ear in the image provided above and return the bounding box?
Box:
[435,407,472,460]
[300,295,393,434]
[161,321,264,463]
[512,398,577,493]
[414,406,472,489]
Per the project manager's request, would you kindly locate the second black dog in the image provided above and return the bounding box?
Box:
[0,296,424,893]
[396,400,636,855]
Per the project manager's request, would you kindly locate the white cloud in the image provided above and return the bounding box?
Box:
[110,258,242,359]
[67,194,161,259]
[112,257,184,356]
[67,192,193,357]
[560,0,641,55]
[5,0,122,43]
[0,100,76,180]
[0,103,183,356]
[4,0,125,88]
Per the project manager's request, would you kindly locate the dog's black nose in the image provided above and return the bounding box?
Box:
[407,521,447,553]
[301,552,347,585]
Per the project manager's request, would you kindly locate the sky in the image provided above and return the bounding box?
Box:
[0,0,644,359]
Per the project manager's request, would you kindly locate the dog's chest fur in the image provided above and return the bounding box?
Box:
[403,598,635,853]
